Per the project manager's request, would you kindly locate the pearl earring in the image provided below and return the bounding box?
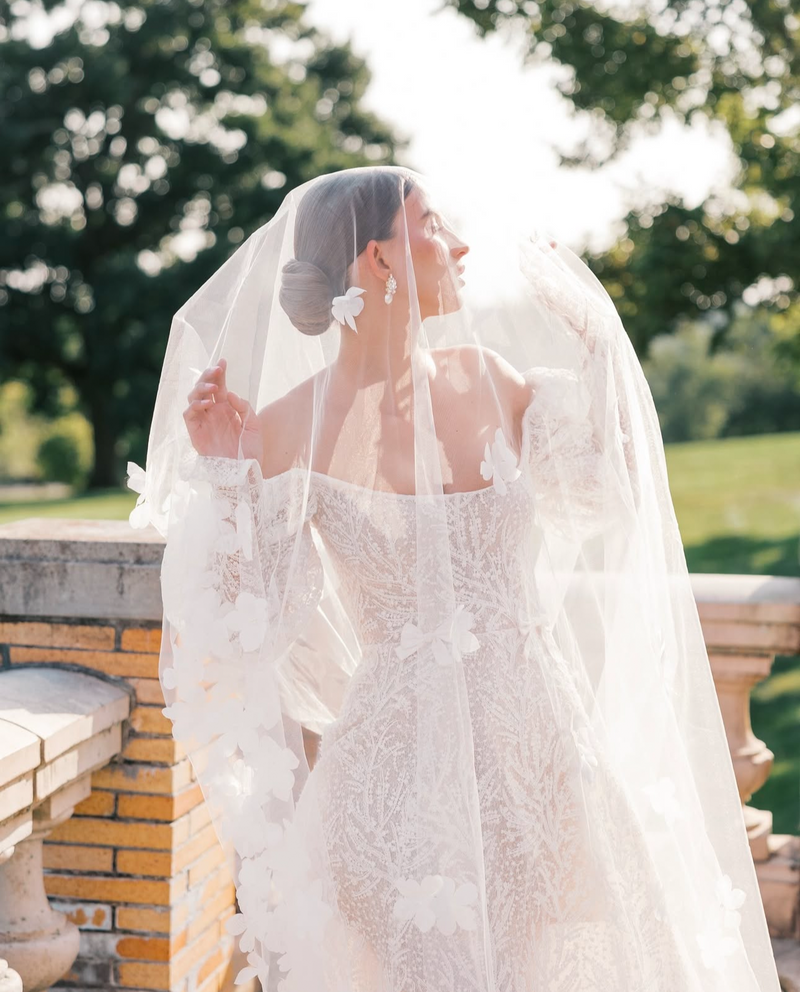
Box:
[384,273,397,305]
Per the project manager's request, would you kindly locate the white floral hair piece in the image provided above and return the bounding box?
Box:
[331,285,366,332]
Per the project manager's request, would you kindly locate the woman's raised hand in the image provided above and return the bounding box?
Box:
[183,358,264,462]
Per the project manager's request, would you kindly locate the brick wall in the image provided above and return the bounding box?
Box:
[0,521,237,992]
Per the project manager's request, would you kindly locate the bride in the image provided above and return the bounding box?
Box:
[130,165,781,992]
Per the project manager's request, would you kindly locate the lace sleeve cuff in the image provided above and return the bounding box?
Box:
[192,454,262,488]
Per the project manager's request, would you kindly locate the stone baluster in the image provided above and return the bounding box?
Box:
[692,572,800,948]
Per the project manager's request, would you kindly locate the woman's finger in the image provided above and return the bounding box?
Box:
[227,390,252,422]
[195,365,222,385]
[187,382,218,403]
[191,362,226,393]
[183,399,213,423]
[215,358,229,403]
[183,400,214,425]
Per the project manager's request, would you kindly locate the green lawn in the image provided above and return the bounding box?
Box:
[751,653,800,835]
[0,488,137,524]
[664,431,800,577]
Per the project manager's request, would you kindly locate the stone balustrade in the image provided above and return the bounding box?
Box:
[0,665,131,991]
[0,518,797,991]
[692,572,800,989]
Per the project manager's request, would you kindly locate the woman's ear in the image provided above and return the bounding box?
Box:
[363,239,394,282]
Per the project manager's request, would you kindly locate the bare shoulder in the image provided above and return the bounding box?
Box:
[256,372,319,478]
[431,344,530,411]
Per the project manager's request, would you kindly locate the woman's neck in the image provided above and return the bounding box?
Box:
[333,310,435,388]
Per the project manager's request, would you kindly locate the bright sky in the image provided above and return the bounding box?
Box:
[308,0,736,261]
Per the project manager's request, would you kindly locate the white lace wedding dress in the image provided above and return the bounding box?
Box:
[171,366,710,992]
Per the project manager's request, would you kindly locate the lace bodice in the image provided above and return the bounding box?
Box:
[199,365,629,665]
[299,469,540,650]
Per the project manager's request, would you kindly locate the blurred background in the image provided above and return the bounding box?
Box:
[0,0,798,824]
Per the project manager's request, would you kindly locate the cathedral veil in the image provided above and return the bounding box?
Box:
[129,165,780,992]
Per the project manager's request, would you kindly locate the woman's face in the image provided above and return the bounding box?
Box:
[399,186,470,320]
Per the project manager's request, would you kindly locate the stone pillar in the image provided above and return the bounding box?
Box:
[0,848,22,992]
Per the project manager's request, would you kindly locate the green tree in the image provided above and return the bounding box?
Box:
[643,313,800,443]
[0,0,404,485]
[447,0,799,356]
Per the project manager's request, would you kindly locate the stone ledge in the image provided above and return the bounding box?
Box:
[692,573,800,656]
[0,667,131,763]
[0,518,164,560]
[0,667,132,859]
[0,519,164,622]
[693,573,800,623]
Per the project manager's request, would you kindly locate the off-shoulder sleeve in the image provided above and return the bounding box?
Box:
[160,455,323,663]
[521,328,638,542]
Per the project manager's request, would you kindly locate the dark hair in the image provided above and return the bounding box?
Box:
[279,169,417,336]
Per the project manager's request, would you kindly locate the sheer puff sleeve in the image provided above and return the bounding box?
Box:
[158,454,324,771]
[521,321,640,544]
[154,456,341,989]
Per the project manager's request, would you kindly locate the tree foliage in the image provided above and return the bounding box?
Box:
[447,0,799,356]
[0,0,404,484]
[643,315,800,443]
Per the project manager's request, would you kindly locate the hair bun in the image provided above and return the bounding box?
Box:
[279,258,335,337]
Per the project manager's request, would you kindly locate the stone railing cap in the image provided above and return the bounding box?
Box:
[691,573,800,606]
[0,667,131,763]
[0,720,40,787]
[0,518,164,620]
[0,518,164,564]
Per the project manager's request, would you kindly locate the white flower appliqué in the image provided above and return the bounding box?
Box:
[395,604,480,666]
[233,951,269,989]
[480,428,521,496]
[516,604,550,655]
[716,873,746,929]
[392,873,479,935]
[225,591,269,653]
[695,873,746,971]
[331,285,365,332]
[126,461,151,529]
[642,775,685,827]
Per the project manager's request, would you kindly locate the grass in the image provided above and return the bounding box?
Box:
[0,488,137,524]
[751,653,800,835]
[664,431,800,577]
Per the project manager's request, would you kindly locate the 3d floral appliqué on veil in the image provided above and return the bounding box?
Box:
[129,165,781,992]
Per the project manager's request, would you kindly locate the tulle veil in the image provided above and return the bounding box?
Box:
[128,164,780,992]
